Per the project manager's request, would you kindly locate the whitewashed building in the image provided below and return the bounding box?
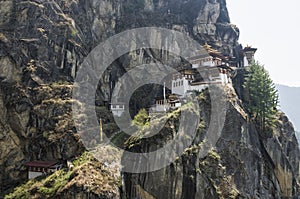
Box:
[152,98,168,112]
[110,103,125,117]
[150,44,258,113]
[243,46,257,66]
[189,43,231,85]
[150,94,182,113]
[24,161,62,179]
[151,44,233,113]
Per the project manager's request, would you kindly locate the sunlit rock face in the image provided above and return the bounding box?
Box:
[1,0,299,198]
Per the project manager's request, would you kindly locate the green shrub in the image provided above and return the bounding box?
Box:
[132,108,150,127]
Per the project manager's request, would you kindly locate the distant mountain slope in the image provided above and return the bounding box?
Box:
[276,84,300,131]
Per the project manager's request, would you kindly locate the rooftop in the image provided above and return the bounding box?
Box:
[243,46,257,52]
[24,161,58,168]
[177,69,196,75]
[110,102,125,105]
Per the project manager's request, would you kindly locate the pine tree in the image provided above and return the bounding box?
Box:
[243,61,278,132]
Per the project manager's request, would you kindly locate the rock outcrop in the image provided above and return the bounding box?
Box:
[123,86,300,198]
[4,147,122,199]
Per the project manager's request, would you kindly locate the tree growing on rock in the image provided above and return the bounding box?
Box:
[132,108,150,127]
[243,61,278,132]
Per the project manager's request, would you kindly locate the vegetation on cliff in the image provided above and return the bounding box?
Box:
[132,108,150,127]
[243,61,279,132]
[5,150,121,199]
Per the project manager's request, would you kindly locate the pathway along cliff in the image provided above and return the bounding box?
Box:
[0,0,299,198]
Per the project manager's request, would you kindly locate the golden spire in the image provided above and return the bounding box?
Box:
[99,118,103,142]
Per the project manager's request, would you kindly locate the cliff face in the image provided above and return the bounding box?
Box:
[0,0,299,198]
[123,86,300,198]
[0,0,239,192]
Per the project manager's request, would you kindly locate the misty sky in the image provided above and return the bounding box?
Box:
[227,0,300,87]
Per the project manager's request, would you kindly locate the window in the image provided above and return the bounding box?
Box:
[181,80,183,86]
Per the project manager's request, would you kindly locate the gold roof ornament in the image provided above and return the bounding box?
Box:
[203,43,222,55]
[203,43,212,51]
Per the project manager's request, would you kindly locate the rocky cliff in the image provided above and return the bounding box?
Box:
[122,86,300,198]
[0,0,299,198]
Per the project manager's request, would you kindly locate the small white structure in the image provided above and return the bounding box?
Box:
[169,95,182,109]
[67,160,74,170]
[243,46,257,66]
[24,161,61,179]
[110,103,125,117]
[172,69,194,97]
[153,98,169,112]
[150,94,182,113]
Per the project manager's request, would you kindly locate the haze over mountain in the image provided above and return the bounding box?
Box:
[277,84,300,131]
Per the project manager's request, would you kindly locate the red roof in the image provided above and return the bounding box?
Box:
[24,161,58,168]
